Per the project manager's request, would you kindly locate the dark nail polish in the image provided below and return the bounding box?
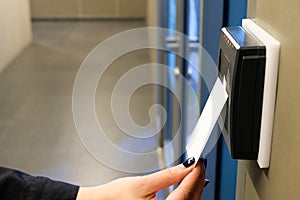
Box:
[203,159,207,168]
[204,179,210,187]
[199,158,207,169]
[183,157,195,168]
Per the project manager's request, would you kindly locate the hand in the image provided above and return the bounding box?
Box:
[76,157,206,200]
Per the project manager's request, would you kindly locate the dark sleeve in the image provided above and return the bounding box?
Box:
[0,167,79,200]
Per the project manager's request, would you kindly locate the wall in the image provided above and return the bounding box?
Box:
[242,0,300,199]
[146,0,158,27]
[30,0,146,19]
[0,0,32,73]
[146,0,159,63]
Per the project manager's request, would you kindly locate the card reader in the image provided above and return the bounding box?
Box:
[218,26,266,159]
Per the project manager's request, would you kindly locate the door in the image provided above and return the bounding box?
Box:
[157,0,220,198]
[157,0,201,167]
[156,0,246,199]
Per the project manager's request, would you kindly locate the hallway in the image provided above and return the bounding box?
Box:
[0,20,158,186]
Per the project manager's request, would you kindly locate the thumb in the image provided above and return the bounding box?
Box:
[141,157,195,193]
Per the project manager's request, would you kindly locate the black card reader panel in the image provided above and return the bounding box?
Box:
[218,26,266,159]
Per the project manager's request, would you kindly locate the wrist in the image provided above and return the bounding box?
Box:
[76,186,108,200]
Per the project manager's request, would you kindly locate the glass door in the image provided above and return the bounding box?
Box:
[158,0,201,171]
[157,0,245,199]
[157,0,186,168]
[157,0,220,199]
[159,0,200,164]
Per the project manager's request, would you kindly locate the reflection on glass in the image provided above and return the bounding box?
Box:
[185,0,200,149]
[188,0,200,40]
[164,0,177,141]
[186,0,200,93]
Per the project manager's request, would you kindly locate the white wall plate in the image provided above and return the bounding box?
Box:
[242,19,280,168]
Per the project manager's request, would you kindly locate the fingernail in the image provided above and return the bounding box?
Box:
[204,179,210,187]
[199,158,207,169]
[203,159,207,169]
[183,157,195,168]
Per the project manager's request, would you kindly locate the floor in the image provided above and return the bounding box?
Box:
[0,20,160,186]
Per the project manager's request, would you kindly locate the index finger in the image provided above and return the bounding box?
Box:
[141,163,194,193]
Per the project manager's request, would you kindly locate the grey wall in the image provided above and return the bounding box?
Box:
[0,0,32,73]
[30,0,147,19]
[241,0,300,199]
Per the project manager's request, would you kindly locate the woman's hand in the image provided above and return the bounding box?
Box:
[77,157,206,200]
